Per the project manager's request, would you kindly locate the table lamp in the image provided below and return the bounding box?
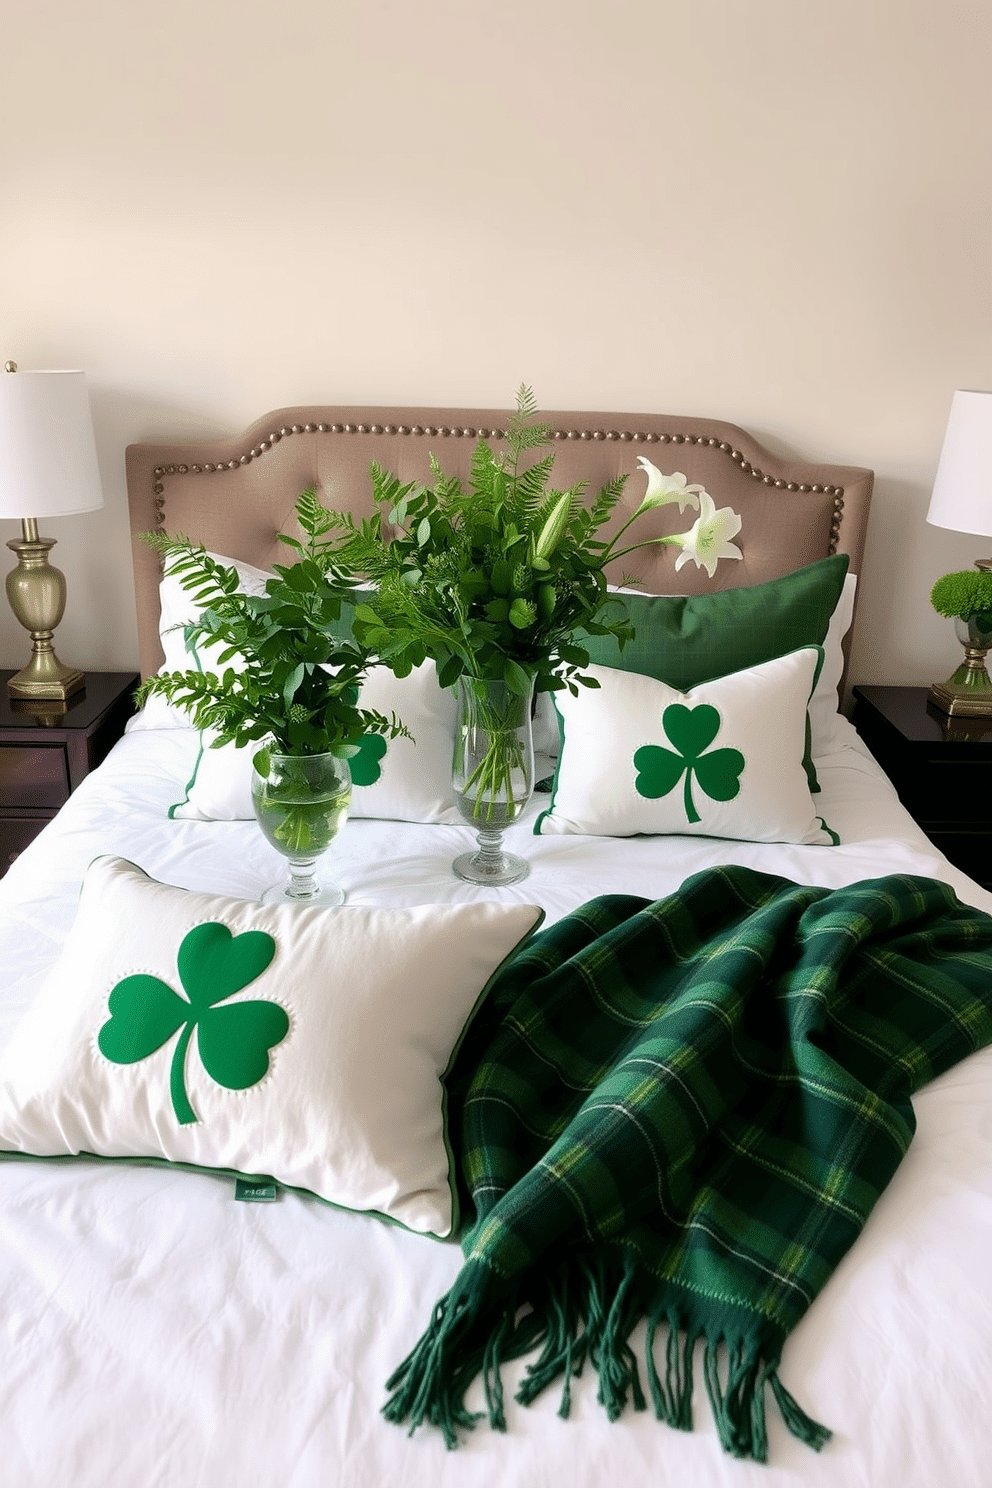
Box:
[925,388,992,718]
[0,363,105,701]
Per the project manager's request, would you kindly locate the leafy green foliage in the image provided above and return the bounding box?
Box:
[136,491,410,756]
[315,385,640,697]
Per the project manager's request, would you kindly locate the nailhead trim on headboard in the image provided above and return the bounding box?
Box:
[151,421,846,553]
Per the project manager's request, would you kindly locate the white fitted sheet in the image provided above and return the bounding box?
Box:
[2,718,992,1488]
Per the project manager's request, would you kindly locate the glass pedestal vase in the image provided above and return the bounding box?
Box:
[929,613,992,718]
[250,747,352,906]
[451,674,535,886]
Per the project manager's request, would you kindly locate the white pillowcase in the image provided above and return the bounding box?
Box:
[171,662,460,824]
[808,571,857,754]
[535,650,837,846]
[0,856,543,1238]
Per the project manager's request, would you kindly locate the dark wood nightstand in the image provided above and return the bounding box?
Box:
[0,670,139,875]
[851,684,992,891]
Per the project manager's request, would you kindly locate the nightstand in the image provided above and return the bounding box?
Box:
[0,670,139,875]
[851,684,992,891]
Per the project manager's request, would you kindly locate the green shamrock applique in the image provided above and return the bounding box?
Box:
[633,703,744,824]
[348,732,388,787]
[97,922,289,1126]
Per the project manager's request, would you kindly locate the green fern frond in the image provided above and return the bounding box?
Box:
[140,529,194,560]
[370,462,420,517]
[513,382,539,423]
[504,384,551,468]
[588,475,629,525]
[512,454,560,512]
[469,439,503,508]
[293,484,344,540]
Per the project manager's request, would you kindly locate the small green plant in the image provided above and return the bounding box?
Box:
[930,569,992,634]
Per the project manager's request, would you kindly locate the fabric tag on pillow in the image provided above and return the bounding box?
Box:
[235,1178,278,1202]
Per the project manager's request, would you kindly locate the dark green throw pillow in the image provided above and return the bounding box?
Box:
[577,554,850,793]
[579,554,849,690]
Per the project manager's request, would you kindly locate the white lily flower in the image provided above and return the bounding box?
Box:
[672,492,743,578]
[635,457,706,514]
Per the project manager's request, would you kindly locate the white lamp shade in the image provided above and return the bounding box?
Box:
[0,369,105,521]
[926,389,992,539]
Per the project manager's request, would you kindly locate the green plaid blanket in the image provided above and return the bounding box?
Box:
[384,867,992,1460]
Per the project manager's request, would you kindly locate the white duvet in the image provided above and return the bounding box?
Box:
[2,718,991,1488]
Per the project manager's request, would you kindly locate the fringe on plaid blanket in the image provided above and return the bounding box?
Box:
[384,1252,830,1459]
[383,868,992,1461]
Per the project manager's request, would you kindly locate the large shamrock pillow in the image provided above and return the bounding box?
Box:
[535,650,837,845]
[0,857,543,1238]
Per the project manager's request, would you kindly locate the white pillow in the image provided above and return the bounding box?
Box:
[171,662,461,824]
[808,571,857,754]
[0,857,543,1238]
[535,650,837,845]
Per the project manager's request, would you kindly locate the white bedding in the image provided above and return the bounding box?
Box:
[2,719,992,1488]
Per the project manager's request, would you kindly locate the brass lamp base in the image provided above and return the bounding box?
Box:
[929,649,992,719]
[5,522,85,703]
[7,650,85,703]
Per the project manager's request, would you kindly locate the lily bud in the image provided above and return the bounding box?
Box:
[531,490,574,563]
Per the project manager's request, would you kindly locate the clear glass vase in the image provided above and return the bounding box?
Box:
[452,674,535,886]
[251,748,352,906]
[940,615,992,702]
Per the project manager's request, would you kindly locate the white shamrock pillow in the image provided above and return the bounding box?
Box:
[0,857,543,1238]
[535,650,837,846]
[170,661,460,824]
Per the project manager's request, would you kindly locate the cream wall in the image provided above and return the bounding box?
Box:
[2,0,990,689]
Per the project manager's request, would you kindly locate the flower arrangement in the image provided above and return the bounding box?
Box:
[315,386,742,873]
[928,566,992,717]
[133,393,744,886]
[323,386,742,703]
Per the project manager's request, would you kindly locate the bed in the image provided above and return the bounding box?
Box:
[2,404,992,1488]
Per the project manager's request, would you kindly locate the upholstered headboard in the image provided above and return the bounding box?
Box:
[126,405,873,681]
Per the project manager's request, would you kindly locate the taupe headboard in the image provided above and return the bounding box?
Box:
[126,405,873,682]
